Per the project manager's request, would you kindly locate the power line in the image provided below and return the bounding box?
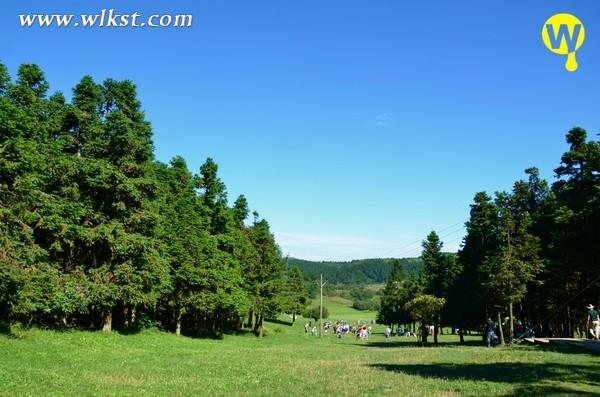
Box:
[379,220,466,258]
[383,222,467,258]
[382,172,565,260]
[392,232,465,258]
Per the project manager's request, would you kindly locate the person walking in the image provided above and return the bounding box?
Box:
[586,304,600,340]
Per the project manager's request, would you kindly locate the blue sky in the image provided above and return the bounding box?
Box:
[2,1,599,260]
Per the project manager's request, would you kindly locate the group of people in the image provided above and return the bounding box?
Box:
[484,303,600,347]
[304,304,600,345]
[355,325,371,340]
[485,317,551,347]
[384,326,415,338]
[332,321,372,340]
[304,321,318,336]
[305,320,375,340]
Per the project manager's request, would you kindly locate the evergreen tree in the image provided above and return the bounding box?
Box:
[479,188,542,344]
[279,264,309,323]
[420,232,460,344]
[247,218,283,337]
[451,192,499,343]
[377,259,407,329]
[421,232,444,294]
[551,128,600,335]
[232,195,249,226]
[0,63,282,336]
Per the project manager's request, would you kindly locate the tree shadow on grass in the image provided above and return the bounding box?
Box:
[440,339,491,347]
[508,384,599,396]
[359,340,421,348]
[368,362,600,396]
[265,318,293,327]
[516,341,600,356]
[361,339,483,348]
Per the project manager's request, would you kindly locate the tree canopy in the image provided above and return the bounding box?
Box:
[377,127,599,343]
[0,63,306,337]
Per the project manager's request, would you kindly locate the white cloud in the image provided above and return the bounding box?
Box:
[374,113,394,127]
[275,231,464,261]
[275,232,412,261]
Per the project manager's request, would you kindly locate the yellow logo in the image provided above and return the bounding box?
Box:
[541,13,585,72]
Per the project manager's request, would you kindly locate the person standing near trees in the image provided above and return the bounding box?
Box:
[586,304,600,340]
[420,323,429,345]
[486,317,496,347]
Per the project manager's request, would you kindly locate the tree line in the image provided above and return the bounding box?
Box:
[289,257,423,285]
[379,128,600,343]
[0,64,309,337]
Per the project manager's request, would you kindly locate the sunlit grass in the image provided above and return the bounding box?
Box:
[1,302,598,396]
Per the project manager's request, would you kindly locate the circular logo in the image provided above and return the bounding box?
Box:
[541,13,585,72]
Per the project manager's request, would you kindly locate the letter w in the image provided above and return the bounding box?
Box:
[81,14,100,27]
[545,24,582,52]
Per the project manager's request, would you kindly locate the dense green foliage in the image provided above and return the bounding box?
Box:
[288,257,423,285]
[278,265,309,323]
[377,260,412,326]
[349,285,380,311]
[302,305,329,322]
[378,128,600,343]
[0,64,308,336]
[404,294,446,344]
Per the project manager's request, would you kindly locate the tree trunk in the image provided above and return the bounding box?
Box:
[197,312,205,335]
[176,309,182,336]
[131,307,136,325]
[258,315,264,338]
[124,305,129,328]
[508,301,514,345]
[459,327,464,344]
[497,311,505,345]
[292,312,296,324]
[434,316,439,345]
[567,305,573,338]
[102,310,112,332]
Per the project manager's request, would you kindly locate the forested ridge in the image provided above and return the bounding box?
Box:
[378,128,600,342]
[0,64,308,336]
[288,257,423,284]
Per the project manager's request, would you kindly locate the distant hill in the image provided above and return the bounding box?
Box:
[287,257,423,285]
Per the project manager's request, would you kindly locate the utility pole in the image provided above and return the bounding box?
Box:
[319,273,327,338]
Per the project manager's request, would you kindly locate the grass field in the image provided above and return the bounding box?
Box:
[316,295,378,324]
[1,302,599,396]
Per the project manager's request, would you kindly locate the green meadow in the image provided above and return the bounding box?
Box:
[1,300,598,397]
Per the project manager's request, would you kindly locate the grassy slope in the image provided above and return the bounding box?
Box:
[1,303,599,396]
